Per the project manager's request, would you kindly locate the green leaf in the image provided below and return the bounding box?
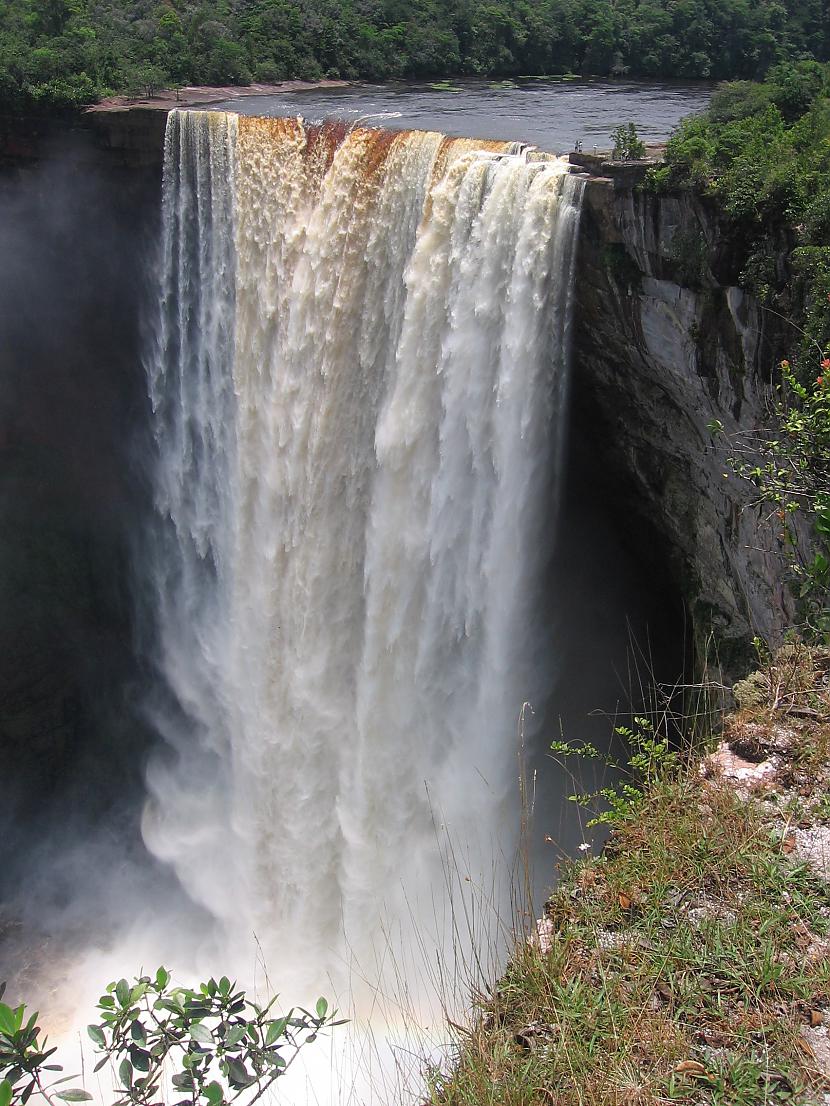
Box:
[315,998,328,1020]
[265,1017,288,1046]
[203,1080,224,1106]
[0,1005,16,1036]
[224,1024,247,1048]
[189,1022,213,1045]
[115,980,130,1009]
[226,1059,254,1088]
[218,977,231,997]
[155,967,170,991]
[55,1092,94,1102]
[87,1025,106,1049]
[0,1080,12,1106]
[118,1058,132,1088]
[130,1046,151,1073]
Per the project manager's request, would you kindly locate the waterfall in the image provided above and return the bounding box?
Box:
[142,108,584,1006]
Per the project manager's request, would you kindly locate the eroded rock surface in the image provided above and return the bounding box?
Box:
[572,176,794,677]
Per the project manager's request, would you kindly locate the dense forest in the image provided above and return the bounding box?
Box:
[1,0,829,112]
[653,60,830,359]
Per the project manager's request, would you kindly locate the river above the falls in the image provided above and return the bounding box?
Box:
[207,78,713,153]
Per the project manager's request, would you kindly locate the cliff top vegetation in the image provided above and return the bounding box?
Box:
[430,644,830,1105]
[0,0,828,114]
[652,60,830,358]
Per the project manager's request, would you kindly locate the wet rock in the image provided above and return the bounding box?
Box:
[574,180,794,678]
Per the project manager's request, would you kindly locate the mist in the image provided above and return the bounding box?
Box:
[0,128,202,1008]
[0,117,688,1100]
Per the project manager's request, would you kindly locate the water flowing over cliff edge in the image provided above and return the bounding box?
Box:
[142,109,584,1006]
[0,97,801,1105]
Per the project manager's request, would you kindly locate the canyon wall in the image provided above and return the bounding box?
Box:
[572,170,791,676]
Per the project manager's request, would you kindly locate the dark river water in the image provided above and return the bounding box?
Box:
[210,78,712,153]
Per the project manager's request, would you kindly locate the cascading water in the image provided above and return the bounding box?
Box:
[142,108,584,1021]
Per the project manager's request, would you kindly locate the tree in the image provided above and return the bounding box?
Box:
[611,122,646,160]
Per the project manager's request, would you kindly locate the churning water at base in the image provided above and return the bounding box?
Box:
[142,108,583,1038]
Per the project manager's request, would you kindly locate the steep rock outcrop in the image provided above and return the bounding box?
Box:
[572,175,792,675]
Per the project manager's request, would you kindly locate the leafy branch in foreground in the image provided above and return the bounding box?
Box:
[0,970,343,1106]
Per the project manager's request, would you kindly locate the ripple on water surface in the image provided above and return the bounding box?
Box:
[209,78,713,153]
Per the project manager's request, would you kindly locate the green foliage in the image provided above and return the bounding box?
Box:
[551,714,678,827]
[0,982,69,1106]
[0,0,827,114]
[435,660,830,1106]
[0,971,340,1106]
[611,121,646,160]
[791,247,830,358]
[711,352,830,637]
[601,242,642,290]
[667,227,709,287]
[653,61,830,318]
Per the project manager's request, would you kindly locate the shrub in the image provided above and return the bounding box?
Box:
[707,80,772,123]
[711,351,830,637]
[611,122,646,160]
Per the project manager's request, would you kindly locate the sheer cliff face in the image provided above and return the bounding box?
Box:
[572,178,793,675]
